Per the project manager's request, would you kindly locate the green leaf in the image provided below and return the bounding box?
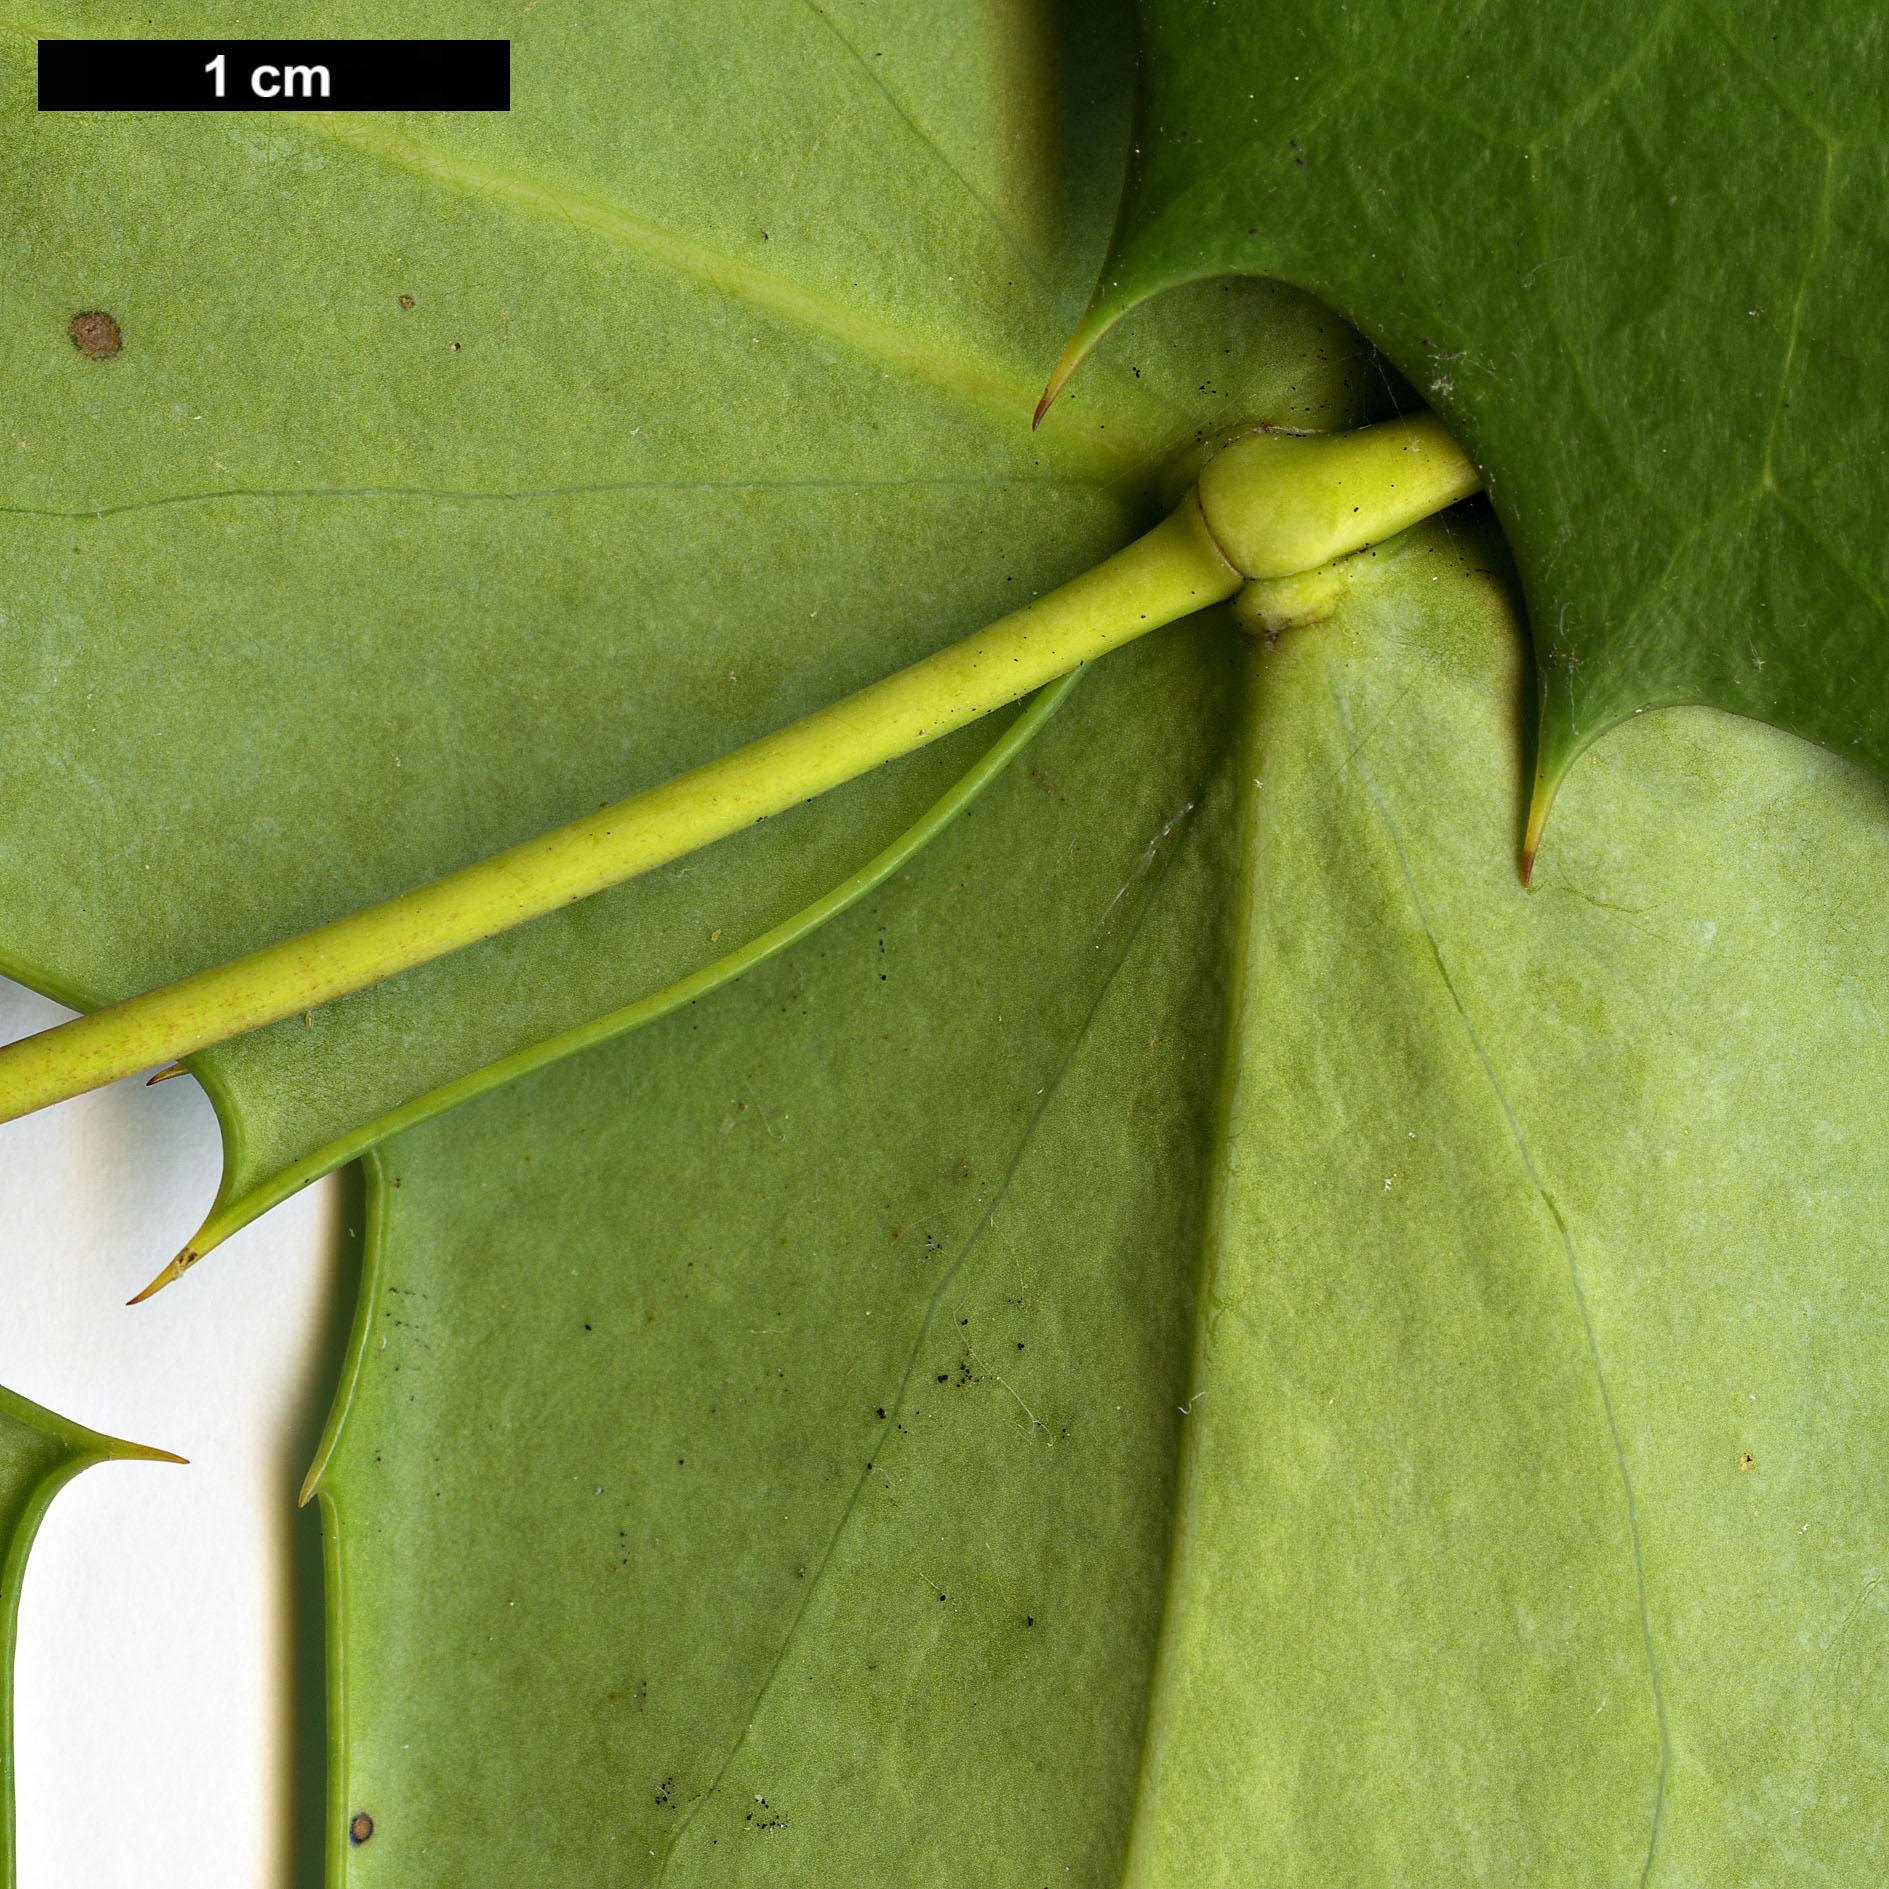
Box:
[313,620,1237,1882]
[0,0,1387,1263]
[1118,513,1889,1883]
[1053,0,1889,833]
[319,509,1889,1882]
[0,2,1383,1872]
[0,1385,179,1884]
[8,2,1889,1882]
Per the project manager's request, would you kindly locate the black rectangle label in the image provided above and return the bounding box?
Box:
[37,39,510,111]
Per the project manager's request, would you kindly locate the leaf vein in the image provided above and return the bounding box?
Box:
[654,799,1189,1874]
[1337,677,1672,1883]
[287,113,1080,445]
[793,0,1065,309]
[0,475,1097,525]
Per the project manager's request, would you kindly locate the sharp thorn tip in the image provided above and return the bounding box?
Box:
[128,1250,196,1305]
[110,1440,189,1466]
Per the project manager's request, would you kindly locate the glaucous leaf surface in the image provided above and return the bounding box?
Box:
[1056,0,1889,821]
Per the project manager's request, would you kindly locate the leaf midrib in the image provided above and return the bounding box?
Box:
[2,15,1170,487]
[652,782,1200,1882]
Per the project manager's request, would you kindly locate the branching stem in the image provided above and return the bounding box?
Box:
[0,413,1477,1128]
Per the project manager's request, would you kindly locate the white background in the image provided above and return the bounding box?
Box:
[0,975,346,1889]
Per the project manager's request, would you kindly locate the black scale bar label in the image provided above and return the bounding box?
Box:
[38,39,509,111]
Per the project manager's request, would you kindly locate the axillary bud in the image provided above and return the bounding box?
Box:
[1195,413,1482,581]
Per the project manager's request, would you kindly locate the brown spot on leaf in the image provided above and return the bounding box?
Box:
[1738,1452,1756,1472]
[67,311,121,358]
[348,1812,374,1846]
[398,294,415,310]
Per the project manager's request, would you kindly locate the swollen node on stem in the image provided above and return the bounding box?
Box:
[1195,415,1481,580]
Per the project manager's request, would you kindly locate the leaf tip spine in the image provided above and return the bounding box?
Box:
[1521,775,1557,886]
[127,1248,197,1306]
[114,1442,189,1467]
[1034,330,1091,430]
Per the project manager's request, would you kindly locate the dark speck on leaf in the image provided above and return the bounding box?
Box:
[349,1812,374,1846]
[399,294,415,310]
[67,311,121,358]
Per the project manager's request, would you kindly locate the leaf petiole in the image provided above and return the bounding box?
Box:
[0,415,1477,1130]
